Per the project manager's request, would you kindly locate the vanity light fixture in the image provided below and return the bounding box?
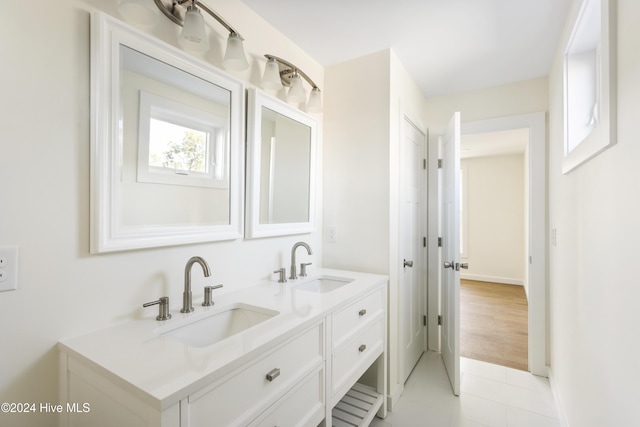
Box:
[150,0,249,71]
[261,54,323,113]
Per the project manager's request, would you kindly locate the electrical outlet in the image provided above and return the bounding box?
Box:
[327,225,337,243]
[0,247,18,292]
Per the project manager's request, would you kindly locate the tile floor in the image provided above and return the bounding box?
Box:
[370,352,561,427]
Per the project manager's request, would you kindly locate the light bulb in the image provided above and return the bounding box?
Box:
[306,87,323,113]
[179,6,209,53]
[287,73,306,104]
[262,58,283,91]
[223,33,249,71]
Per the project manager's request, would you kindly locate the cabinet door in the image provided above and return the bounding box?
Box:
[188,323,323,427]
[249,368,325,427]
[332,315,385,398]
[332,287,384,348]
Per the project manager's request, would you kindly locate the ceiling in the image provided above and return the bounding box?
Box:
[240,0,571,98]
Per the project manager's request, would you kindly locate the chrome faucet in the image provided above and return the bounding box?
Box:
[290,242,312,280]
[181,256,211,313]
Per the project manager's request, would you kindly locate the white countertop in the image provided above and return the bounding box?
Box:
[58,268,388,410]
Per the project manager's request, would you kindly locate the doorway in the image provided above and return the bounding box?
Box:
[459,129,529,370]
[428,112,547,377]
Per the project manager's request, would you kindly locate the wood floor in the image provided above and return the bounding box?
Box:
[460,279,528,371]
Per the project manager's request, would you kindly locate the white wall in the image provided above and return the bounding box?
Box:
[323,50,391,274]
[547,1,640,425]
[425,77,549,129]
[0,1,323,426]
[323,48,428,408]
[460,154,526,286]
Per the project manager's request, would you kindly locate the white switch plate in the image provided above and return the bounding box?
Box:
[0,247,18,292]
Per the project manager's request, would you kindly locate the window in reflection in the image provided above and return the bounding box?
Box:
[137,91,226,188]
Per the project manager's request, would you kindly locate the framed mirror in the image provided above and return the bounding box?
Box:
[245,89,317,238]
[90,12,244,253]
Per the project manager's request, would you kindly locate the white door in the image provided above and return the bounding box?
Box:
[441,112,462,395]
[400,117,426,383]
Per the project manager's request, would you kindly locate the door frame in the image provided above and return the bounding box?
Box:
[428,112,547,377]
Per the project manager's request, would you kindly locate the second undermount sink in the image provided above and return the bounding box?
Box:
[293,276,353,293]
[159,303,279,347]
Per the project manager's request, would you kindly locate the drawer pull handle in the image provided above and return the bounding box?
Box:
[266,368,280,382]
[359,344,366,352]
[359,309,367,317]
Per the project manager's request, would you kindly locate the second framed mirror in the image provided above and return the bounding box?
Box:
[245,89,317,238]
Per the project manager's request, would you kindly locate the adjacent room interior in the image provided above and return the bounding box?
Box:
[459,129,530,372]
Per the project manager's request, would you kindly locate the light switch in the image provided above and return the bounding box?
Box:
[0,247,18,292]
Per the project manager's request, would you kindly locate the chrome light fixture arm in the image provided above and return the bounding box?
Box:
[264,54,320,90]
[154,0,244,39]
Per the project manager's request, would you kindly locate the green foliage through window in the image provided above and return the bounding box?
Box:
[148,119,208,174]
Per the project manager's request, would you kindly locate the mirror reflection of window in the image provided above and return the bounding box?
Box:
[120,46,232,227]
[136,91,226,188]
[148,119,209,174]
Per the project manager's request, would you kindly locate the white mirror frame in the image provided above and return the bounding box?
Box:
[562,0,616,173]
[245,88,317,238]
[90,12,244,253]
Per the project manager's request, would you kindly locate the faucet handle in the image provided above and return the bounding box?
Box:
[300,262,312,277]
[273,268,287,283]
[143,296,172,321]
[202,284,223,306]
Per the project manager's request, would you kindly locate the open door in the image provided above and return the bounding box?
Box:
[441,112,462,395]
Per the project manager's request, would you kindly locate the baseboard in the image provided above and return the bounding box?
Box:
[460,274,523,286]
[386,383,404,412]
[547,366,569,427]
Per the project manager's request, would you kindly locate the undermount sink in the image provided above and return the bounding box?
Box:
[293,276,353,293]
[159,303,279,347]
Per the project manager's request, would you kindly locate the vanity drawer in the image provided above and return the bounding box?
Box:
[188,322,323,427]
[249,368,325,427]
[332,315,384,396]
[332,287,384,348]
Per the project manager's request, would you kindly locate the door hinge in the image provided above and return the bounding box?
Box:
[423,315,427,326]
[423,237,427,248]
[437,315,442,326]
[423,158,427,170]
[438,159,443,168]
[438,237,442,247]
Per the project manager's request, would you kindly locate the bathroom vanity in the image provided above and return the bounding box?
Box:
[58,269,387,426]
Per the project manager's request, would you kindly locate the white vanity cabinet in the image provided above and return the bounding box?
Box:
[58,269,387,427]
[60,321,324,427]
